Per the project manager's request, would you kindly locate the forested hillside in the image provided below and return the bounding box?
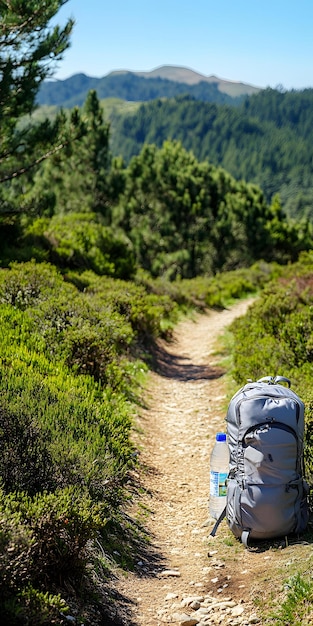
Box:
[37,69,313,221]
[109,89,313,218]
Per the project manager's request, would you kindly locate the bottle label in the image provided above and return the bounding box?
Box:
[210,471,228,497]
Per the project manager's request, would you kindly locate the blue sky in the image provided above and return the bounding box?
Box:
[53,0,313,90]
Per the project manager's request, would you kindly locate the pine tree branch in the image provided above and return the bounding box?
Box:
[0,139,70,183]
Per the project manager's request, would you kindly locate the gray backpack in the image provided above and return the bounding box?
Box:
[211,376,309,547]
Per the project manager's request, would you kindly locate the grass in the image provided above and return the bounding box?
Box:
[207,520,313,623]
[270,573,313,625]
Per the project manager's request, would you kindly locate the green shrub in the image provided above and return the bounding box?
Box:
[0,403,55,495]
[18,588,68,626]
[25,213,136,279]
[0,487,103,622]
[79,271,180,340]
[0,260,61,310]
[0,263,141,532]
[0,355,135,496]
[170,261,282,309]
[230,274,313,384]
[228,264,313,481]
[271,573,313,625]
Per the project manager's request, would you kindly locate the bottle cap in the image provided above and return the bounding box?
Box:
[216,432,226,442]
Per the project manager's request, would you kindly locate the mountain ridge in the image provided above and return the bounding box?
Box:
[110,64,261,95]
[37,65,261,108]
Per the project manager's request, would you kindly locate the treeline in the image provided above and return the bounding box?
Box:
[3,90,312,281]
[35,72,313,221]
[109,90,313,218]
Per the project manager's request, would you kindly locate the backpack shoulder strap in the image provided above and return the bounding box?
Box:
[209,506,226,538]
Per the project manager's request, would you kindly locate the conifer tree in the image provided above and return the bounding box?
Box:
[28,90,124,220]
[0,1,79,217]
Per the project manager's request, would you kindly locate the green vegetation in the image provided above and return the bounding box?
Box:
[0,1,77,200]
[0,259,277,624]
[5,127,312,280]
[228,250,313,481]
[34,85,313,222]
[0,259,177,623]
[37,71,245,109]
[271,573,313,625]
[1,2,313,623]
[108,90,313,217]
[35,69,313,221]
[114,141,311,278]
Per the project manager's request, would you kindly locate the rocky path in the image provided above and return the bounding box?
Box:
[114,299,262,625]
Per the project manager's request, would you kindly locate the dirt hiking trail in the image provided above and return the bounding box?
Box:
[112,298,308,626]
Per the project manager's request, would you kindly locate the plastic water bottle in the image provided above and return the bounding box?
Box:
[209,432,229,519]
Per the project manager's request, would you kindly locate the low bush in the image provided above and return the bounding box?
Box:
[0,487,103,586]
[0,487,104,624]
[229,251,313,480]
[0,260,182,622]
[271,573,313,625]
[134,260,281,310]
[79,270,180,340]
[0,403,55,495]
[24,213,136,279]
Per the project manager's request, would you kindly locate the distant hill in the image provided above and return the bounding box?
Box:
[130,65,261,97]
[37,65,261,108]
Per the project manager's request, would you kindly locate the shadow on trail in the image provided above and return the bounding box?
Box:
[100,470,171,625]
[98,511,167,626]
[151,341,225,381]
